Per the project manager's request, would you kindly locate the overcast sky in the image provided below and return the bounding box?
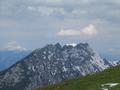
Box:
[0,0,120,59]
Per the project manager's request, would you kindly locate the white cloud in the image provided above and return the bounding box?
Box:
[82,24,97,35]
[72,9,87,15]
[27,6,65,16]
[32,0,62,4]
[4,41,27,51]
[57,24,97,36]
[44,0,62,4]
[27,6,36,11]
[109,9,120,18]
[108,0,120,4]
[57,29,81,36]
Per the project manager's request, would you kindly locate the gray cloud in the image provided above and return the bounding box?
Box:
[0,0,120,57]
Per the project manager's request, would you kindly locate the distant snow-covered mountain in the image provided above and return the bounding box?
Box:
[0,43,118,90]
[0,50,30,71]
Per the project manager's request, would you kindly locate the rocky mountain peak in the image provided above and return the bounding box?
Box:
[0,42,116,90]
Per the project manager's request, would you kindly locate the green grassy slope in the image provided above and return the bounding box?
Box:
[35,65,120,90]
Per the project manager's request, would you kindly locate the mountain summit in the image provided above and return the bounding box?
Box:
[0,43,115,90]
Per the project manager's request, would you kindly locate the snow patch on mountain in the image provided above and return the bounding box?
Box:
[101,83,119,90]
[66,43,77,47]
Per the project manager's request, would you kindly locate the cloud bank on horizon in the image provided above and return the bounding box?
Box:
[3,41,27,51]
[0,0,120,56]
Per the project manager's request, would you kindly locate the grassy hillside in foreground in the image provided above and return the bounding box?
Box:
[35,65,120,90]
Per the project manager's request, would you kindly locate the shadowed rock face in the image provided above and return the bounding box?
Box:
[0,43,114,90]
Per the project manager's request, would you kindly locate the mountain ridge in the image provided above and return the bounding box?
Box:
[0,43,118,90]
[35,65,120,90]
